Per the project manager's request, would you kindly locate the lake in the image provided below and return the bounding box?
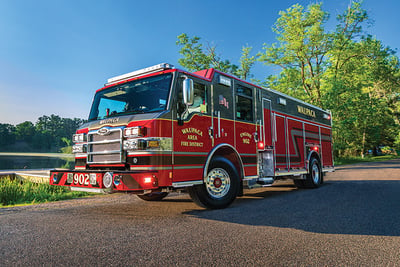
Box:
[0,155,74,171]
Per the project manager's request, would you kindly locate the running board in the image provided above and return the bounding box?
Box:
[244,177,274,189]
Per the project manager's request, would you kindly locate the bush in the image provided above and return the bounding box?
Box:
[0,177,24,205]
[0,177,88,206]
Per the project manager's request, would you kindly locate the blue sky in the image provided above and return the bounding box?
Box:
[0,0,399,125]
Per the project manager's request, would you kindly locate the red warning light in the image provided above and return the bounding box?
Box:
[144,176,153,184]
[258,141,265,150]
[312,146,319,152]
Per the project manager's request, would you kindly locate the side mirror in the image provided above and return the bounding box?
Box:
[183,78,194,106]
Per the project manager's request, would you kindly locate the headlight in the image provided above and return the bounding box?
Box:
[123,139,139,150]
[124,126,146,137]
[123,138,172,151]
[123,139,147,150]
[72,133,87,143]
[72,144,86,153]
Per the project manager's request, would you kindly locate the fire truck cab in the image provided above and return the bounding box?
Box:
[50,63,334,209]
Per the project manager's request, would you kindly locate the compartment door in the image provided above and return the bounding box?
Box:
[262,98,273,148]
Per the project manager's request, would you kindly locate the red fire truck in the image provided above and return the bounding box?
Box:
[50,63,334,209]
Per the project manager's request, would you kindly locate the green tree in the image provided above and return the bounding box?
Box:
[237,45,257,80]
[0,123,16,149]
[176,33,257,80]
[329,0,369,81]
[34,115,85,151]
[176,33,213,72]
[259,3,331,106]
[176,1,400,158]
[324,36,400,157]
[259,1,400,157]
[15,121,36,143]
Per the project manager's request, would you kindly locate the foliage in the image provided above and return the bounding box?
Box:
[0,176,88,206]
[0,115,85,152]
[175,1,400,158]
[394,132,400,150]
[259,1,400,157]
[237,45,257,80]
[0,124,16,147]
[259,3,331,106]
[176,33,257,80]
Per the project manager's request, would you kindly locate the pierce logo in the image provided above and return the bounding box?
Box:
[97,127,110,135]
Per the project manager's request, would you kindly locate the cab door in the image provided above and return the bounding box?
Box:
[173,75,213,183]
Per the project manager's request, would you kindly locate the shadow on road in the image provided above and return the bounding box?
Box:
[184,180,400,237]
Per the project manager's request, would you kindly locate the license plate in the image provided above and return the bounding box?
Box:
[68,173,98,186]
[89,174,97,185]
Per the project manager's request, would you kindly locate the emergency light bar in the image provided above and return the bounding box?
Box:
[106,63,174,86]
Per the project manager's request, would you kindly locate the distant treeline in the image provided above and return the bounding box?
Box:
[0,114,85,152]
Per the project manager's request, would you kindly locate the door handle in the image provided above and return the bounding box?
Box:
[208,127,214,138]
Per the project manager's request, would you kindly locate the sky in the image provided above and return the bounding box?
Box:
[0,0,399,125]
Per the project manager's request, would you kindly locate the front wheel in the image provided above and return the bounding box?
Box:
[188,157,239,209]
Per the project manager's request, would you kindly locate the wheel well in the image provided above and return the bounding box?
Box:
[204,144,244,181]
[308,151,321,170]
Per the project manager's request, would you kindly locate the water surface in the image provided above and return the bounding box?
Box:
[0,155,73,171]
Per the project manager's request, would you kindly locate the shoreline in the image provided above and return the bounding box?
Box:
[0,152,74,158]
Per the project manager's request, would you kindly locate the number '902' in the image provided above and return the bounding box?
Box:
[74,173,89,185]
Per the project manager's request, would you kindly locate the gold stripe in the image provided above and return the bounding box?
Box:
[130,166,173,171]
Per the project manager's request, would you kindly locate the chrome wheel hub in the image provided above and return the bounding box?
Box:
[205,168,231,199]
[312,163,320,184]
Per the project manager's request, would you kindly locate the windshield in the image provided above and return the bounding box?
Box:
[89,73,172,121]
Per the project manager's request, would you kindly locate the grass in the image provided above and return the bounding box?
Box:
[0,176,88,207]
[334,154,400,166]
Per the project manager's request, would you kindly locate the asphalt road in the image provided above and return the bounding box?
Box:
[1,160,400,266]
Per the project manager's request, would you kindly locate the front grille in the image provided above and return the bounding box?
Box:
[87,127,124,164]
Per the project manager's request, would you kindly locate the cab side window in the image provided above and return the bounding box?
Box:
[177,77,208,120]
[236,85,253,122]
[188,82,207,114]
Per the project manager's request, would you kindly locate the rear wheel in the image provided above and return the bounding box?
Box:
[137,192,169,201]
[294,157,322,188]
[188,157,239,209]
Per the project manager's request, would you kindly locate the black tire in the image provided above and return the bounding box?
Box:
[137,192,169,201]
[295,157,322,189]
[188,157,239,209]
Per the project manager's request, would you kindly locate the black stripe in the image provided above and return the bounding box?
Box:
[241,156,257,164]
[121,174,141,189]
[174,155,207,165]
